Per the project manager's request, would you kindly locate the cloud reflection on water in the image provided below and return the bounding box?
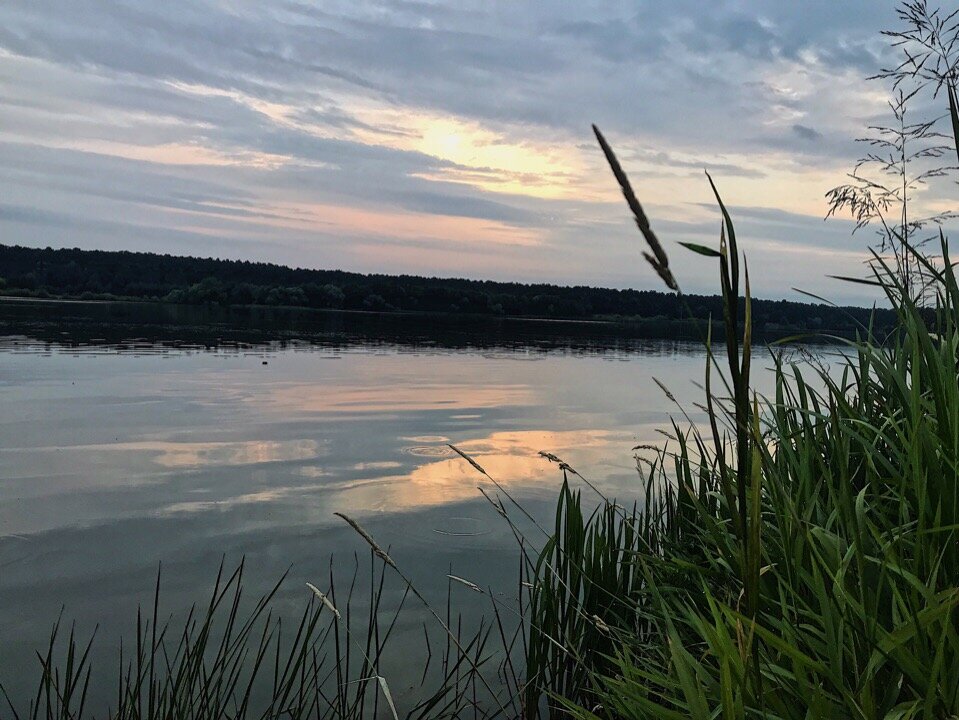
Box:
[155,428,641,519]
[260,382,534,414]
[363,428,637,511]
[10,439,323,469]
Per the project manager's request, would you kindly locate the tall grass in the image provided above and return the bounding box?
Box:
[577,249,959,718]
[1,556,508,720]
[502,120,959,717]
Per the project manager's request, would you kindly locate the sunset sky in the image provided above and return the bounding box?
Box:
[1,1,954,303]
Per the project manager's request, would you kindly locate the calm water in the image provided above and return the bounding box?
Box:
[0,299,788,709]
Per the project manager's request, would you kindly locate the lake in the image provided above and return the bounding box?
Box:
[0,299,788,710]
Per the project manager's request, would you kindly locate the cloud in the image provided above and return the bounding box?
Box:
[0,0,951,303]
[792,124,823,141]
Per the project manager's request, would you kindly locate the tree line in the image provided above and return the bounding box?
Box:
[0,243,896,335]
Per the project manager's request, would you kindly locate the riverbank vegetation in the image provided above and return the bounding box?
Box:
[0,243,896,337]
[521,133,959,717]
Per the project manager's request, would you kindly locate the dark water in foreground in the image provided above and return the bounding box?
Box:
[0,299,792,710]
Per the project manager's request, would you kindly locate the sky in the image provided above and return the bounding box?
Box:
[1,0,955,304]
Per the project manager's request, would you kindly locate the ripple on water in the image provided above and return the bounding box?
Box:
[432,517,491,537]
[403,445,453,458]
[401,435,450,443]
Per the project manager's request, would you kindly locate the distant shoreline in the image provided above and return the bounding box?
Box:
[0,243,897,339]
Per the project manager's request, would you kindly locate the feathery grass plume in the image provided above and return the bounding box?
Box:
[452,443,553,537]
[447,444,488,476]
[333,512,396,568]
[540,451,582,479]
[592,124,679,292]
[652,376,677,403]
[305,582,341,620]
[446,575,484,593]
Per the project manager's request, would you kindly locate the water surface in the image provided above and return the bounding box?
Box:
[0,300,784,708]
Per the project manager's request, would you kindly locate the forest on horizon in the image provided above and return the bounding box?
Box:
[0,243,896,336]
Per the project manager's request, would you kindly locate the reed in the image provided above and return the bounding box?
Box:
[0,556,504,720]
[564,241,959,718]
[502,118,959,718]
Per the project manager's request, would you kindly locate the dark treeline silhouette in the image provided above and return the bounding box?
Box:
[0,244,895,335]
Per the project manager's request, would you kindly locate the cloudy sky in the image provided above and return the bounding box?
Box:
[1,1,954,303]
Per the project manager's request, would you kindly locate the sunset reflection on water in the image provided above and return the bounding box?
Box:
[261,381,535,414]
[144,428,639,521]
[0,319,765,711]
